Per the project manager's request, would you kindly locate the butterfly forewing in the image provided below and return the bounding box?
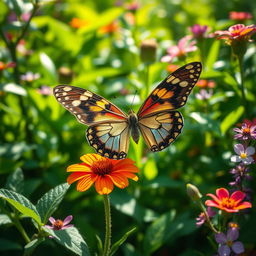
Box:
[137,62,202,118]
[54,85,127,125]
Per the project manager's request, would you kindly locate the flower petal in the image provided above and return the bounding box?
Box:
[49,217,56,224]
[232,241,244,254]
[205,199,221,208]
[76,174,97,192]
[231,155,241,162]
[218,244,231,256]
[63,215,73,226]
[227,228,239,241]
[216,188,229,199]
[80,153,102,166]
[120,171,139,181]
[67,172,89,184]
[245,146,255,155]
[230,190,245,202]
[107,173,128,189]
[215,232,227,244]
[242,156,254,164]
[234,144,244,155]
[95,176,114,195]
[67,163,92,172]
[206,193,221,203]
[234,201,252,210]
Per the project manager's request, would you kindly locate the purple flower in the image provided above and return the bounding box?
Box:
[190,24,208,39]
[45,215,74,230]
[231,144,255,165]
[233,123,256,140]
[196,207,216,227]
[195,89,213,100]
[161,35,197,63]
[37,85,52,95]
[215,228,244,256]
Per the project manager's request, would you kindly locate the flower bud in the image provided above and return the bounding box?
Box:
[140,39,157,64]
[58,67,73,84]
[186,183,202,201]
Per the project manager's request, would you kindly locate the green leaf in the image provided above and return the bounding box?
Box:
[5,168,24,193]
[143,157,158,180]
[0,238,22,251]
[78,7,124,35]
[44,227,90,256]
[0,189,42,225]
[220,106,244,134]
[205,40,220,69]
[110,227,137,256]
[36,183,70,224]
[143,211,196,255]
[95,235,103,256]
[24,238,45,256]
[0,214,12,225]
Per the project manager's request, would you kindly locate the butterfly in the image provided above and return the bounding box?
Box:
[54,62,202,159]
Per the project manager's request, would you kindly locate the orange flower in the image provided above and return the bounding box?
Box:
[229,11,253,21]
[70,18,89,28]
[99,21,119,34]
[205,188,252,213]
[0,61,16,71]
[67,154,139,195]
[196,79,216,89]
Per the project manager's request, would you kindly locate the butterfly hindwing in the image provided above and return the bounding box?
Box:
[137,62,202,118]
[138,111,183,152]
[86,122,130,159]
[54,85,127,125]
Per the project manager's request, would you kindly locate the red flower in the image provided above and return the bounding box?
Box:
[99,21,119,34]
[67,154,139,195]
[229,11,253,21]
[215,24,256,45]
[196,79,216,89]
[205,188,252,213]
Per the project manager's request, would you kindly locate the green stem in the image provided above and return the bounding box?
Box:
[13,217,31,244]
[237,55,247,113]
[103,195,111,256]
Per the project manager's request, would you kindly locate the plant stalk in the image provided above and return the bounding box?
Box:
[103,195,111,256]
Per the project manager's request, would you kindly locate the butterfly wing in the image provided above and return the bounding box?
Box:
[54,85,130,159]
[137,62,202,152]
[86,122,130,159]
[54,85,127,125]
[138,111,183,152]
[137,62,202,118]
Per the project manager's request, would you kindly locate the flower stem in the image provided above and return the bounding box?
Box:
[237,55,247,113]
[103,195,111,256]
[13,217,31,244]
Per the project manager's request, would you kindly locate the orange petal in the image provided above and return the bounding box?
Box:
[113,167,139,173]
[120,171,139,181]
[76,174,97,192]
[67,172,90,184]
[235,201,252,210]
[95,176,114,195]
[80,153,103,166]
[67,163,92,173]
[107,173,128,189]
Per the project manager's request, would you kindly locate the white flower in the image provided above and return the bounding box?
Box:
[231,144,255,165]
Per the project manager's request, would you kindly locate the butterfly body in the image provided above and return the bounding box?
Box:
[54,62,202,159]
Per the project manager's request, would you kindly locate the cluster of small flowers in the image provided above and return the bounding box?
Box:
[229,119,256,201]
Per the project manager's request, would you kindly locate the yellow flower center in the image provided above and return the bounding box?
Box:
[91,160,113,176]
[221,197,236,209]
[53,219,64,230]
[242,127,250,134]
[240,152,247,159]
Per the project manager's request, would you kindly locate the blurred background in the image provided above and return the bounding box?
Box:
[0,0,256,255]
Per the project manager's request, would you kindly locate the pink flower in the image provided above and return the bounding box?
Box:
[37,86,52,95]
[20,71,40,82]
[233,123,256,140]
[205,188,252,213]
[231,144,255,165]
[45,215,74,230]
[215,24,256,45]
[161,35,197,63]
[196,207,216,227]
[190,24,208,39]
[229,11,253,21]
[195,89,213,100]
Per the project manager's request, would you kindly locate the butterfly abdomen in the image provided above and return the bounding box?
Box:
[128,112,140,144]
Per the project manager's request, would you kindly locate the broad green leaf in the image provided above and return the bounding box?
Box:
[220,106,244,134]
[0,189,42,225]
[205,40,220,69]
[36,183,70,224]
[6,168,24,193]
[78,7,123,35]
[0,214,12,225]
[44,227,90,256]
[0,238,22,251]
[143,157,158,180]
[110,227,137,256]
[143,211,195,255]
[24,238,45,256]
